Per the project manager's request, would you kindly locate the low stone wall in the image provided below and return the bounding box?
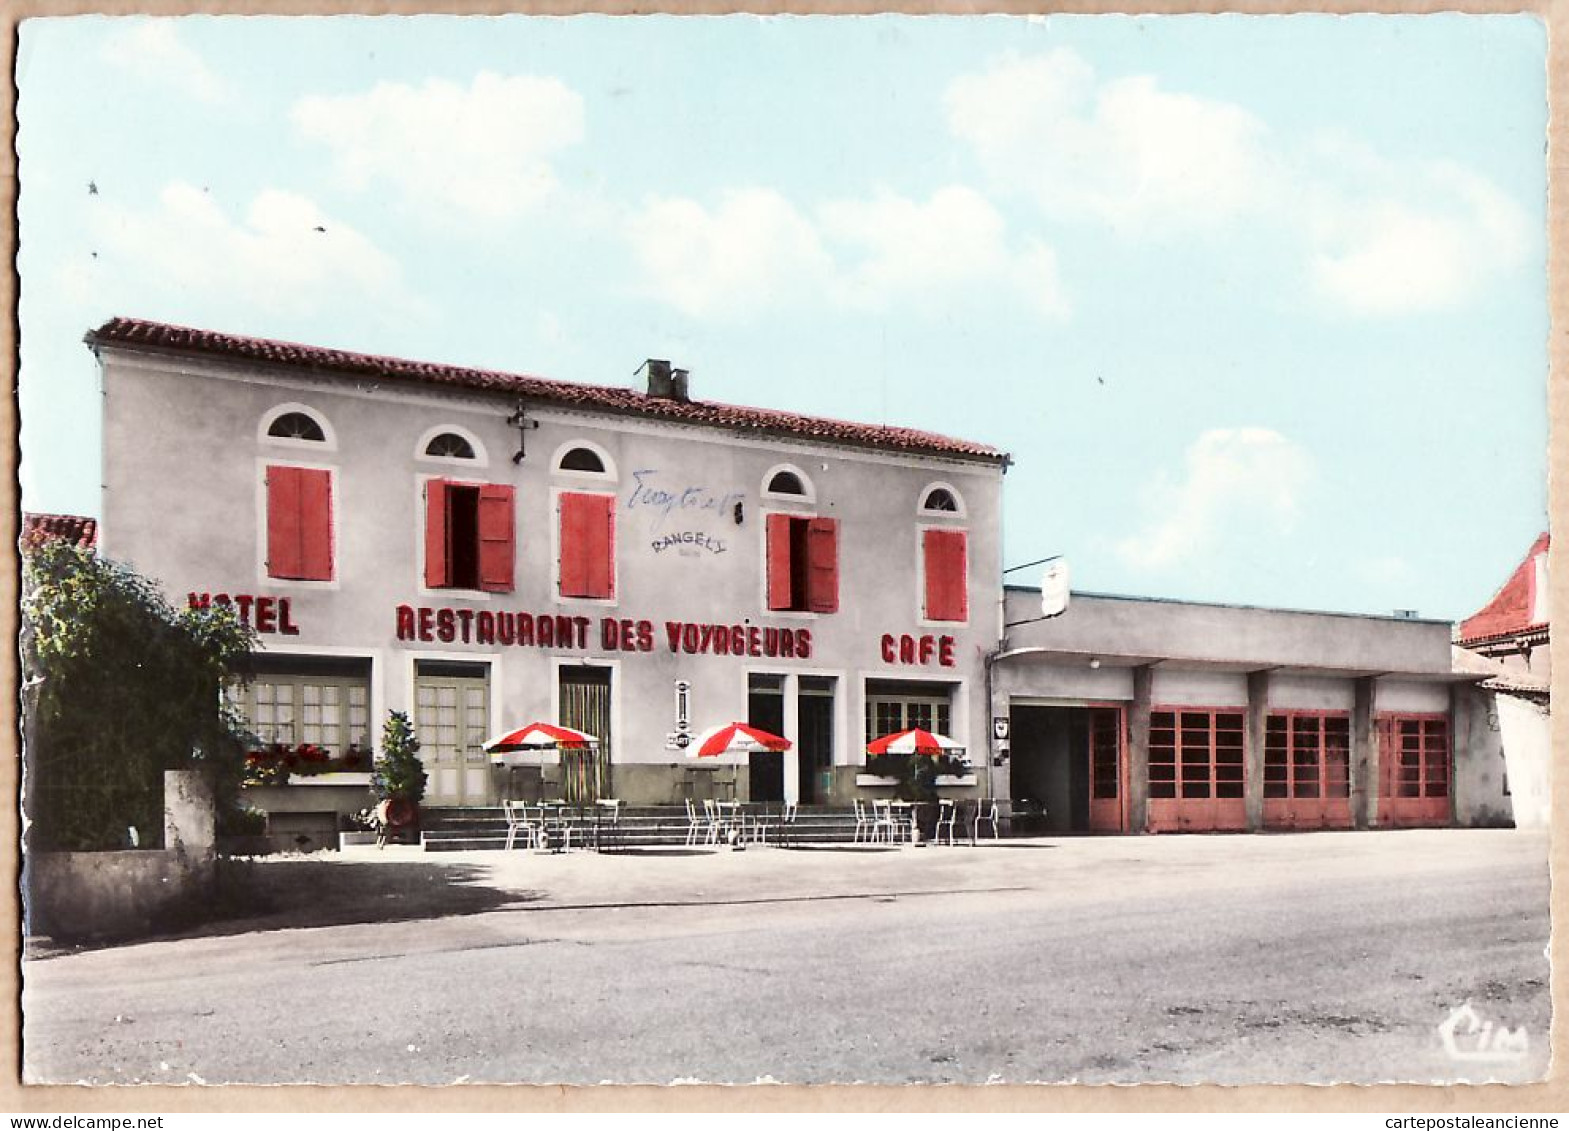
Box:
[26,848,213,939]
[26,770,216,940]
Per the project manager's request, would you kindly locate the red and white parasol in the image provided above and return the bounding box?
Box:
[485,722,599,766]
[686,722,792,759]
[865,728,964,756]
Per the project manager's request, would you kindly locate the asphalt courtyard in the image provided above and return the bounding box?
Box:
[22,828,1551,1087]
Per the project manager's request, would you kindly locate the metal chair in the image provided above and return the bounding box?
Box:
[871,799,899,844]
[702,798,722,845]
[774,802,799,847]
[933,798,957,846]
[683,798,704,846]
[852,797,873,843]
[502,799,541,851]
[594,798,621,852]
[972,797,1001,842]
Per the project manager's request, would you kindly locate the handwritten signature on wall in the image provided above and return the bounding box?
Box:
[627,468,745,533]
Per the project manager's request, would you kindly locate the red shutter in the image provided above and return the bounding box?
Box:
[296,468,334,581]
[766,513,794,610]
[266,466,303,579]
[424,479,450,588]
[923,528,968,622]
[267,465,333,581]
[806,517,839,614]
[476,484,516,593]
[561,493,614,599]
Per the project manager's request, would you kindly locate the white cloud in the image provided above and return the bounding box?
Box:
[86,181,426,322]
[99,21,231,104]
[292,72,585,223]
[624,189,836,319]
[820,186,1070,317]
[1117,428,1314,571]
[624,185,1069,320]
[945,50,1535,316]
[944,49,1275,234]
[1305,150,1534,317]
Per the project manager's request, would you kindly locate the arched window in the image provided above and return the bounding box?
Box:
[551,441,616,481]
[761,463,815,503]
[922,488,957,512]
[267,412,325,442]
[560,447,606,474]
[425,432,476,460]
[416,425,487,466]
[260,404,335,450]
[919,482,965,517]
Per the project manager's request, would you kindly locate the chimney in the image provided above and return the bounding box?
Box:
[643,358,673,399]
[670,368,690,403]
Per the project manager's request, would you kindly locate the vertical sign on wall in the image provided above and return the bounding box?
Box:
[675,680,692,734]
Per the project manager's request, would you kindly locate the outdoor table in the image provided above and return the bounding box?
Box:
[537,802,573,852]
[888,801,918,844]
[715,800,745,845]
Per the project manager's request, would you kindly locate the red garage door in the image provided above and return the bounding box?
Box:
[1088,706,1124,833]
[1263,712,1353,830]
[1147,709,1246,832]
[1378,715,1450,827]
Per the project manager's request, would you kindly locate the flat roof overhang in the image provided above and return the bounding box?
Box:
[990,645,1487,684]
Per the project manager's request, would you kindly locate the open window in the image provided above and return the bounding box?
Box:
[425,480,515,592]
[766,514,838,613]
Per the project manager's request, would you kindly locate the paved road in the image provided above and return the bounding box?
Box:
[22,829,1550,1086]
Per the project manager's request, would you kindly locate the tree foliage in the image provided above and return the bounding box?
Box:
[372,710,427,804]
[21,539,258,851]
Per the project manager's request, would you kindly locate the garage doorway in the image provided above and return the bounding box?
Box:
[1009,705,1125,833]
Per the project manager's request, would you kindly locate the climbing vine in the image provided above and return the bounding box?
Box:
[21,539,258,851]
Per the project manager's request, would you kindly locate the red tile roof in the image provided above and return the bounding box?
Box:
[86,317,1007,464]
[1459,532,1549,645]
[21,512,98,550]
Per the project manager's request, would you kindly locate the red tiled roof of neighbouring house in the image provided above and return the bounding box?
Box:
[1459,533,1550,645]
[21,512,98,549]
[85,317,1008,464]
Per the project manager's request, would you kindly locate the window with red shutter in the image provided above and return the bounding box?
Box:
[425,479,515,592]
[424,478,451,588]
[766,513,795,611]
[560,492,615,599]
[806,517,839,613]
[766,513,838,613]
[923,528,968,622]
[476,485,516,593]
[266,465,333,581]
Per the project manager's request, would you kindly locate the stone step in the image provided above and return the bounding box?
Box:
[419,827,895,852]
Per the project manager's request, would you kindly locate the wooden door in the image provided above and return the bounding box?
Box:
[415,668,491,806]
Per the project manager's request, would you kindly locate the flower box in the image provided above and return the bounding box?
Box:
[854,774,900,787]
[935,774,978,787]
[290,772,374,787]
[338,831,378,849]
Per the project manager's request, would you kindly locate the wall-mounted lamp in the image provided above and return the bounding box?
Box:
[733,501,744,525]
[1089,657,1102,670]
[506,401,540,464]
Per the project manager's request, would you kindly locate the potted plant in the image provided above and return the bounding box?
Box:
[371,711,427,845]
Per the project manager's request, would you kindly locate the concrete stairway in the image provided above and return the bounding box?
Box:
[418,804,871,852]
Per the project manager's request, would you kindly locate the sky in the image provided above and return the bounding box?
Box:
[15,14,1550,622]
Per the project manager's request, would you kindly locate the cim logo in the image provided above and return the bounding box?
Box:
[1437,1001,1529,1063]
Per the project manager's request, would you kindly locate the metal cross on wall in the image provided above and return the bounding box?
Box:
[507,402,540,464]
